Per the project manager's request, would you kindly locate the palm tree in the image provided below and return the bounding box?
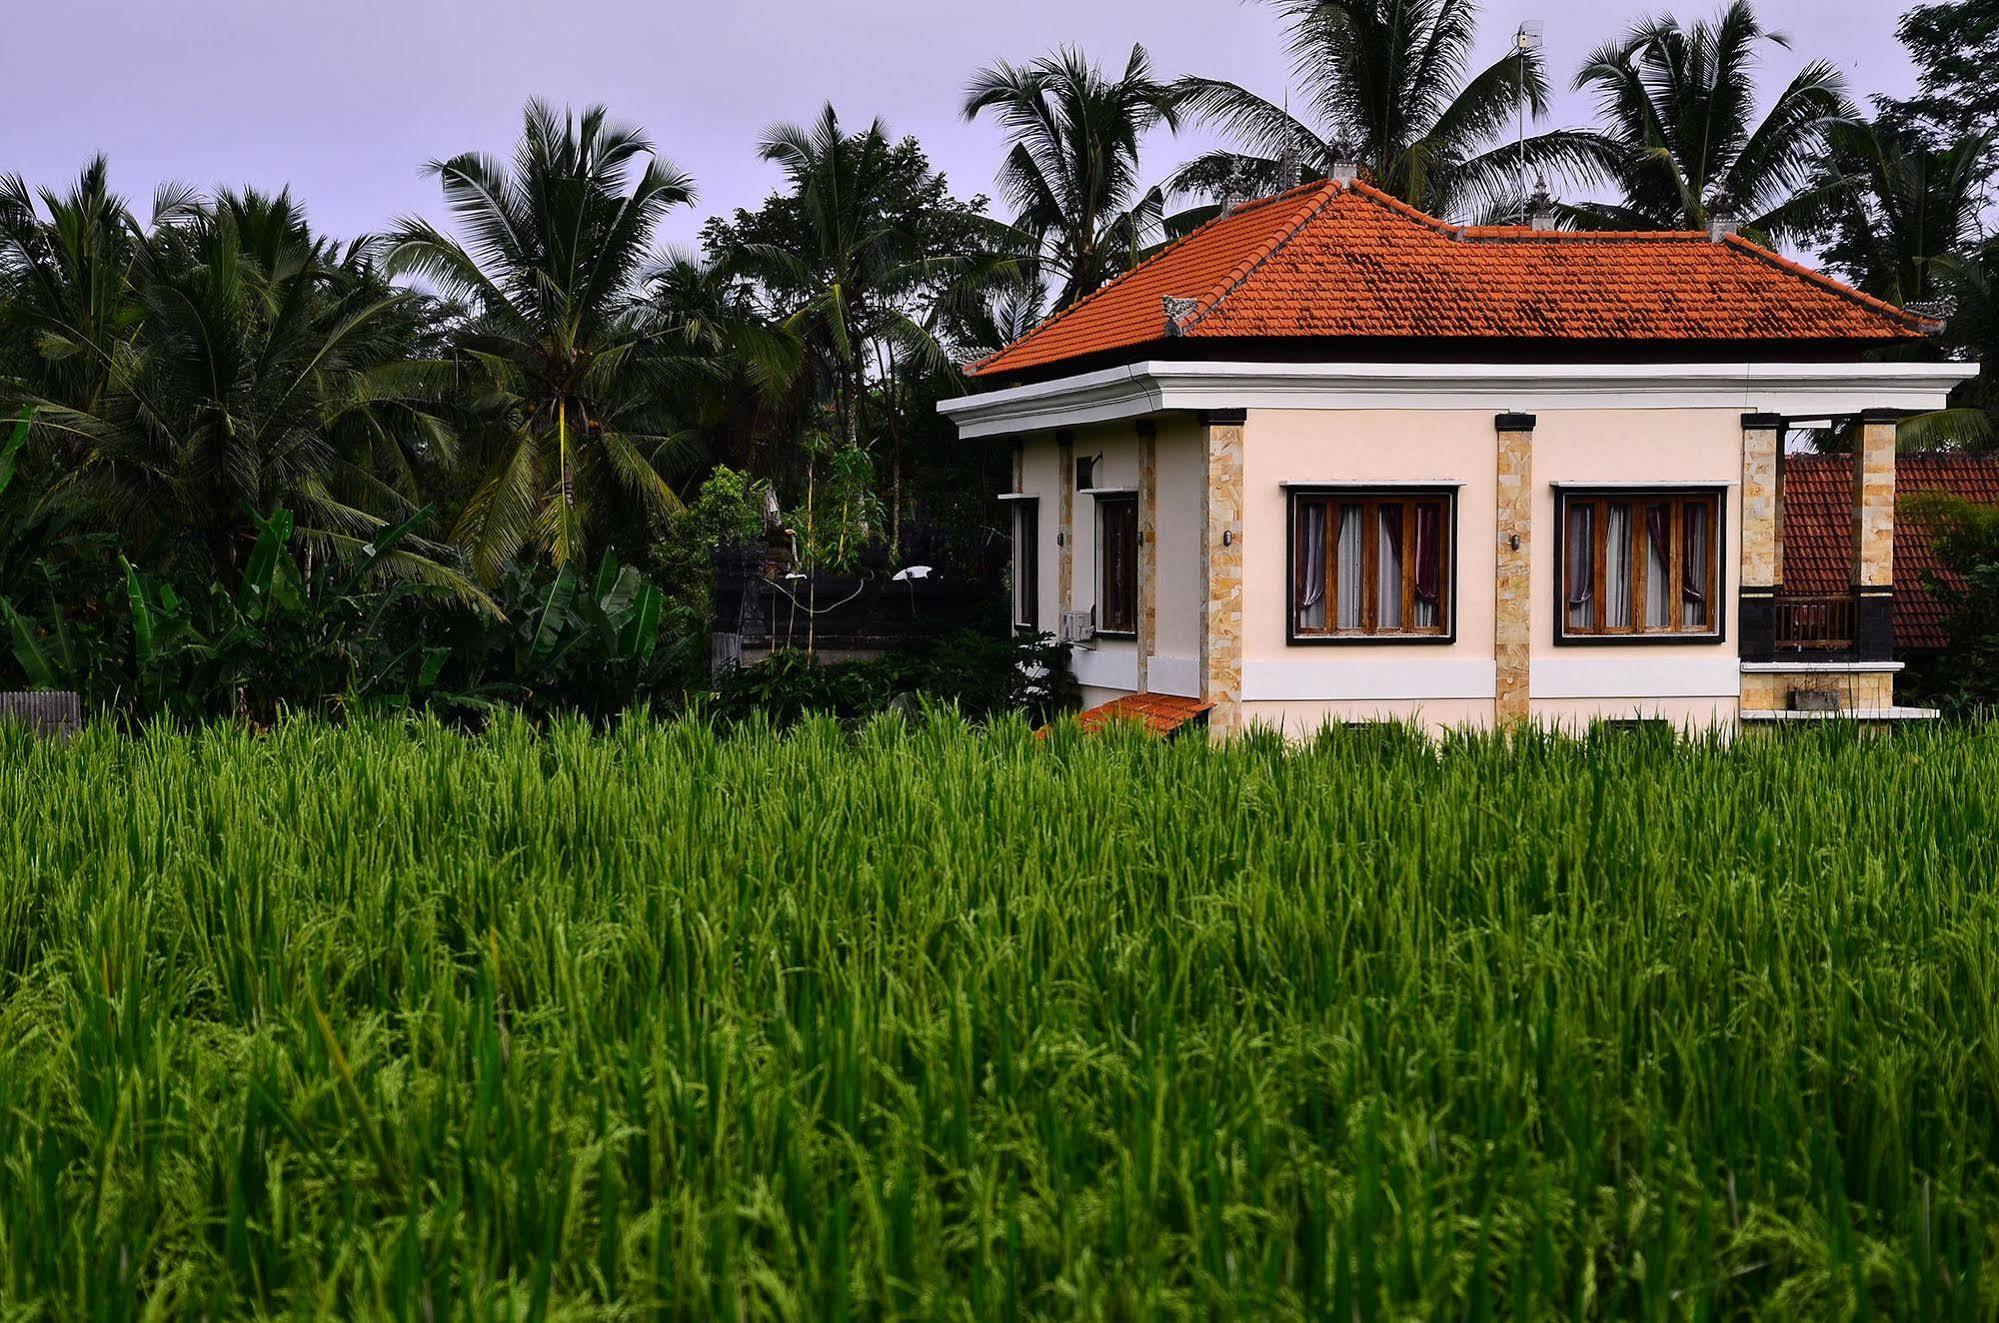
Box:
[387,100,698,582]
[715,105,1010,541]
[1816,120,1992,310]
[13,188,474,596]
[1571,0,1853,240]
[0,159,196,419]
[1170,0,1603,223]
[964,44,1182,309]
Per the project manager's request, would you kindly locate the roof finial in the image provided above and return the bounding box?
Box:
[1529,176,1557,231]
[1162,295,1200,336]
[1278,128,1304,193]
[1707,187,1740,241]
[1330,135,1359,186]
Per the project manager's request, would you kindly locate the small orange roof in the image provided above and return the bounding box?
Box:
[971,179,1935,379]
[1041,693,1213,739]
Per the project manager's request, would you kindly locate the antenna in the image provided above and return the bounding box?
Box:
[1515,20,1544,223]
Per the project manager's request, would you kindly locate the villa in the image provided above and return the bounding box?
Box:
[939,172,1976,735]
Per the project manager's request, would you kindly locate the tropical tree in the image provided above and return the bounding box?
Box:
[1570,0,1853,241]
[1169,0,1603,223]
[963,44,1181,309]
[10,187,472,595]
[0,159,193,420]
[1814,120,1992,311]
[388,100,699,582]
[707,106,1006,542]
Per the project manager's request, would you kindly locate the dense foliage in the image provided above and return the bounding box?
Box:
[4,717,1999,1316]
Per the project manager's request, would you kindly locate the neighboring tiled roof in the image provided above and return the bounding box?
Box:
[1044,693,1213,739]
[971,179,1935,378]
[1783,454,1999,651]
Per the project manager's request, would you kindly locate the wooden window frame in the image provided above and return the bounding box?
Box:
[1096,494,1138,637]
[1286,488,1457,645]
[1553,487,1726,646]
[1010,499,1039,633]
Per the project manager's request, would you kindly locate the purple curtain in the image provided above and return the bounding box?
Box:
[1565,503,1594,626]
[1413,503,1439,603]
[1297,502,1327,628]
[1682,502,1709,626]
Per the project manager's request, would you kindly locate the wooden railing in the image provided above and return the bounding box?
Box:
[1773,593,1857,652]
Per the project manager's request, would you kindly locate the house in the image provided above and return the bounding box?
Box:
[1782,453,1999,656]
[938,173,1976,735]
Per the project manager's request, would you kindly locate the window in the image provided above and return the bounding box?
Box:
[1289,490,1453,640]
[1557,489,1721,639]
[1096,495,1138,635]
[1010,500,1039,631]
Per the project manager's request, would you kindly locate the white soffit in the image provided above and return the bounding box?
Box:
[937,360,1980,439]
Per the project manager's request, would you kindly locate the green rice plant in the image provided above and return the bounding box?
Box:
[1,714,1998,1318]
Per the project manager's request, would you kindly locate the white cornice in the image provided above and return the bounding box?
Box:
[937,360,1980,438]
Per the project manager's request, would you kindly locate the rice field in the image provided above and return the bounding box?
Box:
[3,713,1999,1318]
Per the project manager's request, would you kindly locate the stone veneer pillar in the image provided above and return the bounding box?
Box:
[1137,421,1157,694]
[1738,413,1783,662]
[1494,413,1535,723]
[1056,432,1074,628]
[1200,410,1245,736]
[1853,409,1898,662]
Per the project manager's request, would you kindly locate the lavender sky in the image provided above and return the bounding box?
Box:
[1,0,1921,251]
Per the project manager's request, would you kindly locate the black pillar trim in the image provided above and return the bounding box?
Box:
[1859,407,1908,425]
[1854,588,1894,662]
[1741,412,1783,429]
[1200,408,1247,426]
[1495,412,1537,431]
[1738,587,1777,663]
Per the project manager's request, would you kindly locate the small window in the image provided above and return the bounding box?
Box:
[1290,490,1453,640]
[1096,494,1138,635]
[1010,500,1039,631]
[1557,489,1721,639]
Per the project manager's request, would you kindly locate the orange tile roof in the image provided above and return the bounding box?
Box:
[1042,693,1213,739]
[1783,454,1999,651]
[971,179,1935,378]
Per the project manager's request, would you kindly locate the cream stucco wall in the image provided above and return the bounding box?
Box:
[1240,409,1500,726]
[1525,409,1742,727]
[1017,420,1205,701]
[1013,403,1752,729]
[1018,440,1062,635]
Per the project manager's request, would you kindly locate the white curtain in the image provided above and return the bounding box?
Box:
[1297,502,1327,630]
[1605,504,1632,627]
[1645,504,1671,628]
[1683,502,1710,628]
[1337,505,1363,630]
[1377,505,1403,630]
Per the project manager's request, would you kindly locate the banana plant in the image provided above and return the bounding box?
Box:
[521,552,665,674]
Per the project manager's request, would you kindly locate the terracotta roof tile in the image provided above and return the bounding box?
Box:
[1783,454,1999,651]
[972,180,1934,378]
[1042,693,1213,739]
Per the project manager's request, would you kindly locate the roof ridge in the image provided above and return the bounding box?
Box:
[1721,233,1937,334]
[1176,180,1344,334]
[965,178,1335,376]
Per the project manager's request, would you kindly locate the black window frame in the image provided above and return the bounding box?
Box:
[1285,486,1458,646]
[1009,498,1039,633]
[1095,493,1139,637]
[1552,486,1727,647]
